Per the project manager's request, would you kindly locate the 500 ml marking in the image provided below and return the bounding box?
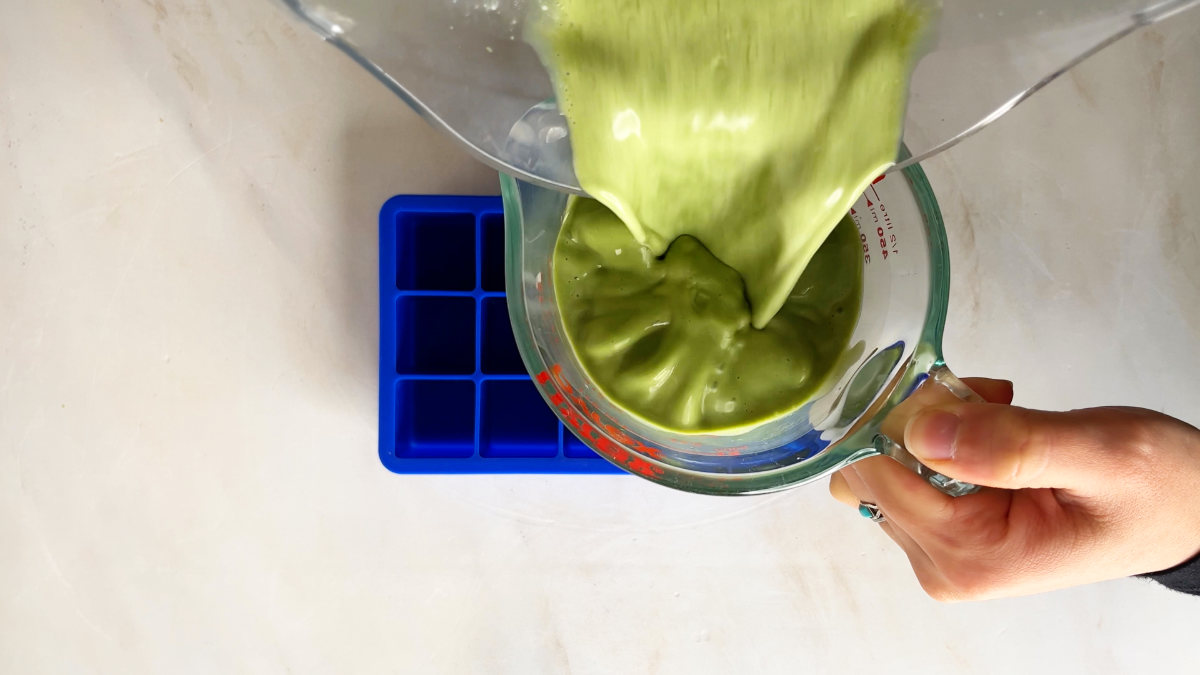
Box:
[849,176,899,265]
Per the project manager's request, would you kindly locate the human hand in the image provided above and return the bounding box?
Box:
[829,377,1200,600]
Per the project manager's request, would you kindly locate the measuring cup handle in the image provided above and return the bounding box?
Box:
[875,365,984,497]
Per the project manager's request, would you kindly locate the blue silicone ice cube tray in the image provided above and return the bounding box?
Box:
[379,195,625,474]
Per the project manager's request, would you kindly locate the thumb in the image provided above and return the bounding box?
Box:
[904,403,1132,491]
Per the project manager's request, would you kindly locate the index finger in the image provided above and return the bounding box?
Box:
[849,454,1016,550]
[846,455,957,530]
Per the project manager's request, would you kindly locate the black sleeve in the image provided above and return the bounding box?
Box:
[1140,551,1200,595]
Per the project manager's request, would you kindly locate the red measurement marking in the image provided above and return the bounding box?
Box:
[853,177,885,214]
[855,189,899,263]
[550,364,572,394]
[535,367,668,471]
[627,457,664,478]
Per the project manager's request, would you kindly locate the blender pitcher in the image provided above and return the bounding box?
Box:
[502,157,982,496]
[278,0,1199,192]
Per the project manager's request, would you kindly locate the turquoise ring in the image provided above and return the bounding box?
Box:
[858,501,886,523]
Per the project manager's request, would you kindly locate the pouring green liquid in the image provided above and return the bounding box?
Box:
[534,0,928,433]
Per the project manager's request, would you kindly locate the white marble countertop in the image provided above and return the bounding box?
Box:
[3,1,1199,672]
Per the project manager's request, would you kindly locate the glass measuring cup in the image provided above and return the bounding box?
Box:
[501,156,982,496]
[278,0,1198,193]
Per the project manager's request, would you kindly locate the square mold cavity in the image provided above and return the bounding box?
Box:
[395,380,475,458]
[481,297,526,375]
[396,212,476,291]
[481,212,506,292]
[396,295,476,375]
[480,380,559,458]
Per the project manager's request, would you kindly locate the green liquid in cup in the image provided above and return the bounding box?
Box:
[534,0,927,433]
[555,200,863,433]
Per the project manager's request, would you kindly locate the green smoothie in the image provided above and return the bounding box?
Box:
[534,0,927,433]
[555,199,862,433]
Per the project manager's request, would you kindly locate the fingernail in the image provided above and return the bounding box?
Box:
[914,410,960,460]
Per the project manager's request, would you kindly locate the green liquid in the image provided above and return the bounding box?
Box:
[555,200,862,433]
[535,0,926,433]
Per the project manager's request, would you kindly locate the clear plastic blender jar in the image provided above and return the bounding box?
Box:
[278,0,1199,192]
